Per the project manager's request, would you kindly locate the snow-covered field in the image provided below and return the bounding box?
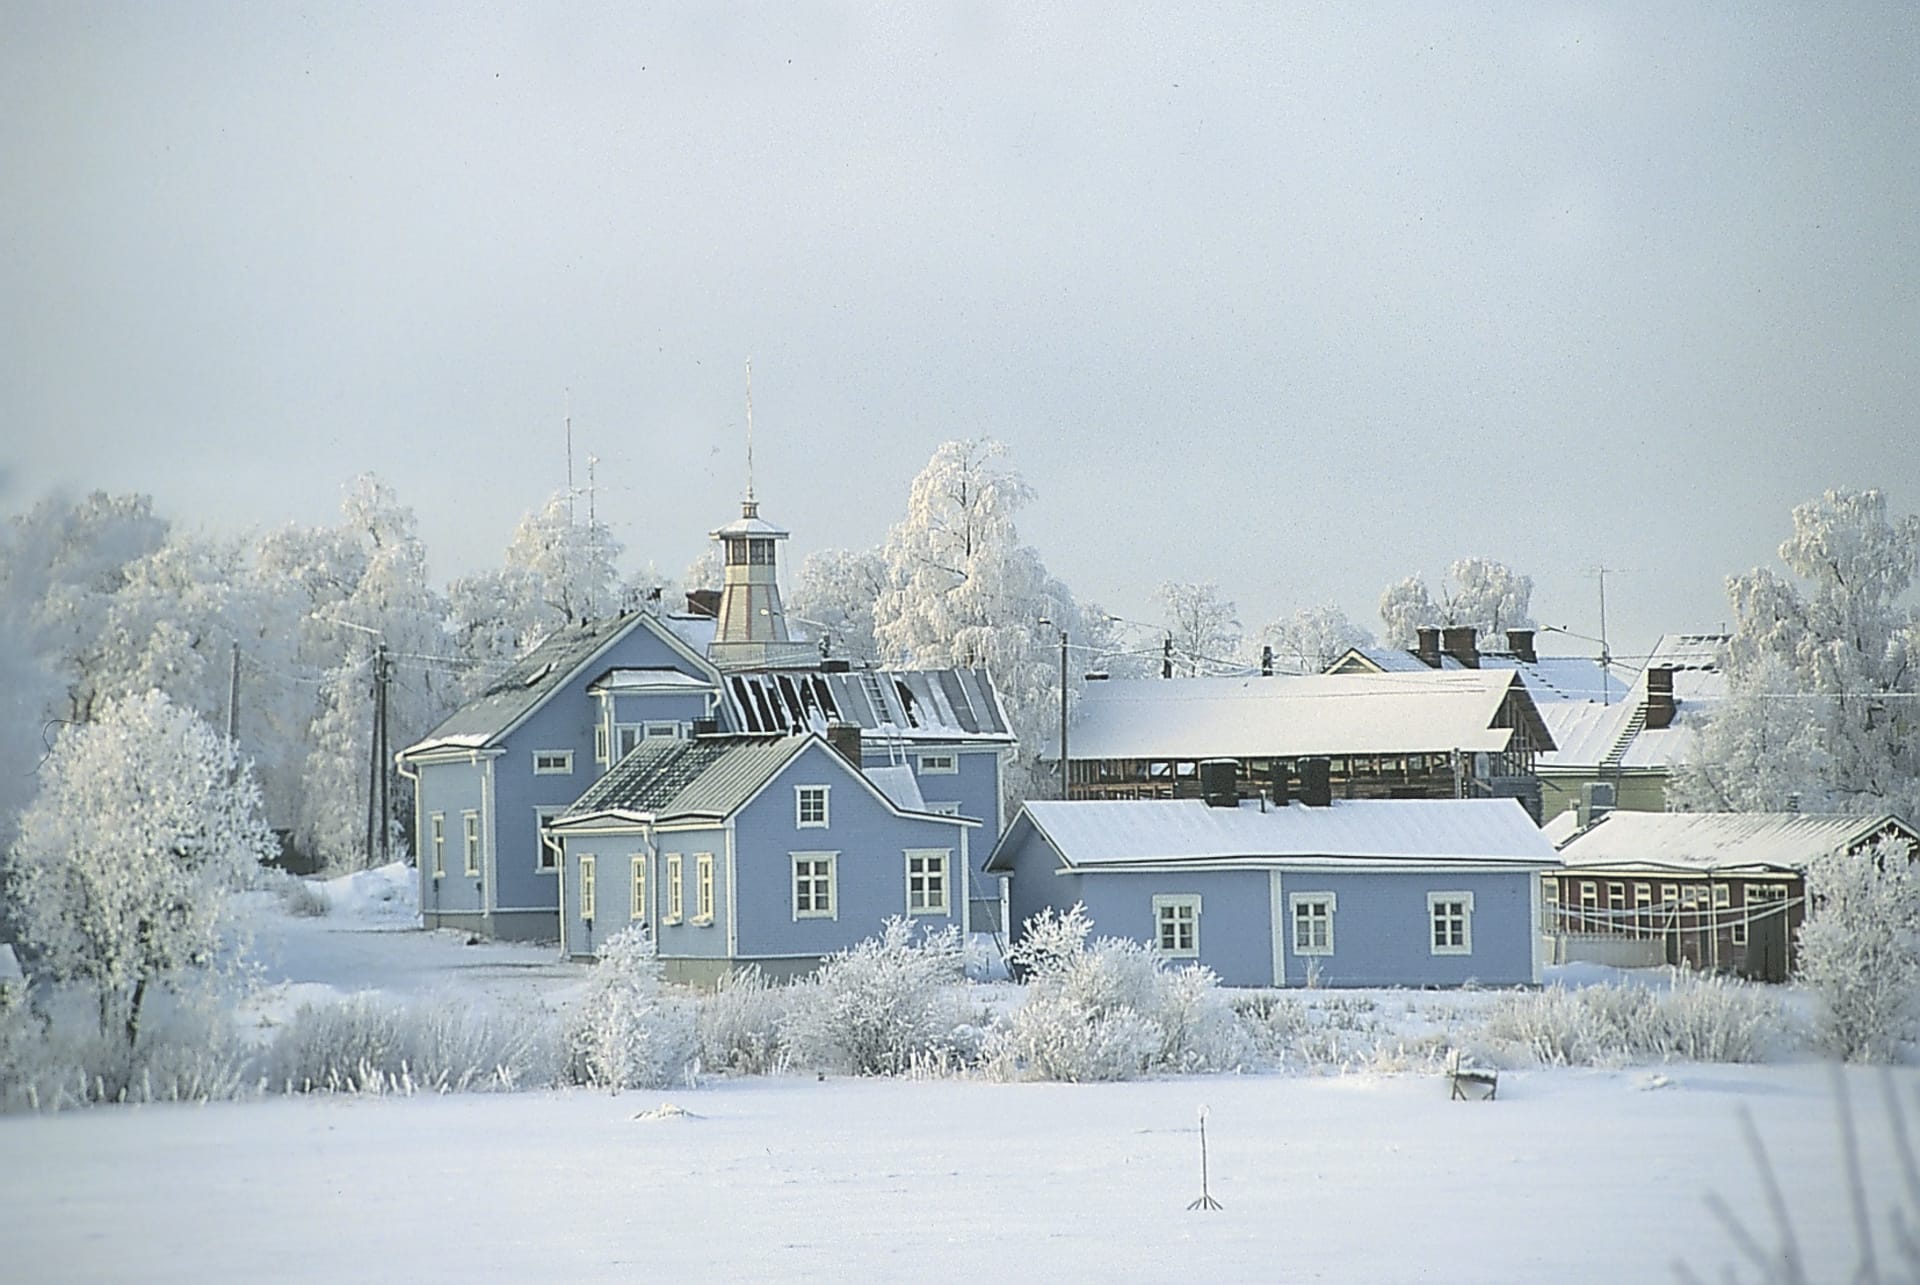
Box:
[0,870,1907,1283]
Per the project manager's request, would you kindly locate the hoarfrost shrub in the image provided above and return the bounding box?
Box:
[267,993,557,1094]
[697,967,792,1077]
[1798,838,1920,1062]
[1481,973,1784,1068]
[987,904,1245,1081]
[563,926,696,1092]
[781,919,971,1076]
[1,985,253,1112]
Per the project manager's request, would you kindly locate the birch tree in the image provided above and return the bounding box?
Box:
[790,547,889,666]
[1261,604,1373,674]
[449,490,625,683]
[1378,559,1535,648]
[1156,582,1242,676]
[1,691,275,1050]
[1673,488,1920,821]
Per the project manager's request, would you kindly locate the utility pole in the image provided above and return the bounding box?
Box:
[365,643,392,868]
[225,640,241,742]
[1059,627,1069,800]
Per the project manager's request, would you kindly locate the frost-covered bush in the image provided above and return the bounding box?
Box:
[265,994,558,1094]
[986,905,1245,1082]
[1481,972,1784,1067]
[1235,991,1454,1073]
[781,919,973,1076]
[1,985,253,1112]
[260,868,330,918]
[563,927,696,1092]
[696,967,792,1077]
[1798,839,1920,1062]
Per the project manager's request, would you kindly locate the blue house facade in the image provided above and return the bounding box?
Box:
[397,495,1015,944]
[986,794,1556,988]
[549,731,978,983]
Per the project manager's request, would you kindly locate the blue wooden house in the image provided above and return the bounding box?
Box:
[985,775,1557,988]
[397,494,1014,944]
[547,729,979,983]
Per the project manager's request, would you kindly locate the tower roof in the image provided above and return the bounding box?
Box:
[711,498,789,540]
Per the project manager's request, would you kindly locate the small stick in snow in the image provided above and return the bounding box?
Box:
[1188,1106,1223,1211]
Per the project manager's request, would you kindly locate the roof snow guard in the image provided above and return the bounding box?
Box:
[724,667,1012,743]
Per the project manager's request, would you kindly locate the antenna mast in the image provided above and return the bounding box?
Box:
[744,357,755,503]
[564,388,576,524]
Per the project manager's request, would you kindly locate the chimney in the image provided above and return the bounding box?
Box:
[1300,756,1332,808]
[1441,626,1480,668]
[825,720,863,766]
[1579,780,1615,829]
[1506,628,1536,664]
[1260,644,1273,676]
[1270,761,1290,807]
[1200,758,1239,808]
[685,588,721,619]
[1414,627,1443,668]
[1644,667,1676,730]
[691,717,719,737]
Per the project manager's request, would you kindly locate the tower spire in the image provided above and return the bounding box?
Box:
[744,357,755,507]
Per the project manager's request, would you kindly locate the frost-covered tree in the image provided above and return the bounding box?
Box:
[780,919,970,1075]
[1,692,274,1049]
[448,490,625,681]
[563,926,695,1091]
[1261,604,1373,674]
[1672,488,1920,822]
[1797,837,1920,1062]
[873,439,1099,805]
[1156,581,1242,676]
[1377,559,1535,648]
[789,547,888,666]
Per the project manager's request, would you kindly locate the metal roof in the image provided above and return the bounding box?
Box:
[561,733,805,822]
[588,668,716,694]
[1554,810,1917,873]
[723,667,1013,743]
[989,797,1557,871]
[1062,671,1547,761]
[403,613,705,755]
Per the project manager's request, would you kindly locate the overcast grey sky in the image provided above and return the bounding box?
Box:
[3,2,1915,664]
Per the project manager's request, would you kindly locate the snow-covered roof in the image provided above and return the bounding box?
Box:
[1063,671,1546,761]
[864,765,926,812]
[1645,633,1729,670]
[660,613,718,654]
[1539,809,1582,847]
[402,612,715,756]
[1482,654,1630,706]
[587,668,716,694]
[709,513,789,539]
[988,797,1557,871]
[1536,669,1724,771]
[1554,810,1917,873]
[724,667,1013,743]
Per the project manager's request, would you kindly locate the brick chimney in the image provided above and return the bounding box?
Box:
[1414,627,1443,668]
[1506,629,1537,664]
[825,720,863,765]
[1644,667,1676,731]
[1441,626,1480,668]
[1300,757,1332,808]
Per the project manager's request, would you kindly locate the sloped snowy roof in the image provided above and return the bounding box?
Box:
[403,613,713,756]
[864,765,926,812]
[1554,810,1917,873]
[1536,669,1724,770]
[989,797,1557,871]
[559,733,804,822]
[588,668,716,694]
[1645,633,1729,670]
[660,613,718,654]
[1062,671,1544,761]
[724,667,1012,743]
[1539,809,1582,847]
[1482,654,1630,706]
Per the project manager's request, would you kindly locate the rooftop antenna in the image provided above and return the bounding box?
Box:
[744,357,755,505]
[565,388,576,524]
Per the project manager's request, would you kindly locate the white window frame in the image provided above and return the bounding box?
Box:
[1428,891,1474,956]
[579,854,596,921]
[595,722,610,766]
[917,752,958,775]
[614,723,645,762]
[905,849,950,916]
[533,749,573,776]
[1153,894,1201,958]
[630,854,647,923]
[694,853,715,924]
[429,812,445,878]
[462,810,481,877]
[534,806,564,872]
[643,720,681,741]
[792,851,838,920]
[663,853,684,924]
[796,784,830,829]
[1289,892,1336,956]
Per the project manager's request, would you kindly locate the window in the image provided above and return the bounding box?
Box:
[429,813,445,878]
[694,853,715,924]
[1428,892,1474,955]
[1153,895,1200,957]
[630,855,647,922]
[1634,884,1653,938]
[917,753,958,775]
[906,850,949,915]
[1607,882,1626,925]
[793,853,837,919]
[595,723,609,766]
[1578,881,1598,931]
[1713,885,1731,909]
[1290,893,1335,955]
[643,721,681,741]
[1661,884,1679,924]
[579,855,596,921]
[615,725,644,762]
[534,806,563,871]
[463,811,481,877]
[796,785,830,828]
[664,853,684,924]
[533,750,573,775]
